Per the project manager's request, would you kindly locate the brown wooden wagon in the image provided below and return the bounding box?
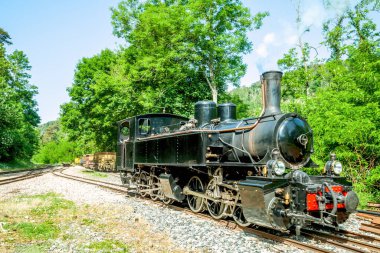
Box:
[94,152,116,172]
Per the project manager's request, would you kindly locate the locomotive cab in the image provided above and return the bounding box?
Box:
[117,113,188,172]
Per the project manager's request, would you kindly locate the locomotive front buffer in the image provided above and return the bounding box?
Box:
[238,154,359,236]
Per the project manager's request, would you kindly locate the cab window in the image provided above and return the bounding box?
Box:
[120,121,130,140]
[138,118,151,135]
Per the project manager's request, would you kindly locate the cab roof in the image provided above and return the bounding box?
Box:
[117,113,188,124]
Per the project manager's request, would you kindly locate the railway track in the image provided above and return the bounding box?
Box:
[302,229,380,253]
[356,211,380,237]
[53,169,128,192]
[0,166,55,186]
[53,168,380,253]
[0,165,54,176]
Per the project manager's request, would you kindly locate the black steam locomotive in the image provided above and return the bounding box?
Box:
[117,71,359,235]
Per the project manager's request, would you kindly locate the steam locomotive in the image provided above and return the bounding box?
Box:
[117,71,359,235]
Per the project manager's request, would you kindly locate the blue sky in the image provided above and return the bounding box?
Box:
[1,0,378,123]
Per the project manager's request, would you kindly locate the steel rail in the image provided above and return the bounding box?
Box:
[336,229,380,244]
[0,167,54,186]
[162,203,330,253]
[52,170,129,194]
[302,229,380,253]
[358,210,380,217]
[59,170,124,188]
[0,165,53,175]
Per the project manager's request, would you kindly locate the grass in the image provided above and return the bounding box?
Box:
[0,192,75,252]
[81,169,108,178]
[86,239,130,253]
[0,192,183,252]
[14,244,50,253]
[81,218,96,226]
[4,221,60,240]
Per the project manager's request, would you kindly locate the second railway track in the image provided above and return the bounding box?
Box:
[0,166,55,186]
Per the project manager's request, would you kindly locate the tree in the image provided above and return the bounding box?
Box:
[115,2,209,115]
[61,0,268,152]
[7,50,40,126]
[273,0,380,206]
[0,92,24,161]
[0,29,40,162]
[322,0,380,60]
[187,0,266,103]
[0,27,11,45]
[277,0,322,105]
[111,0,268,103]
[277,0,380,204]
[33,120,79,164]
[61,49,119,152]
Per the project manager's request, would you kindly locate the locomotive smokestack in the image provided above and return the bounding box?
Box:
[260,71,282,116]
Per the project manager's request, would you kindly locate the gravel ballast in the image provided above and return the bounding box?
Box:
[0,166,378,252]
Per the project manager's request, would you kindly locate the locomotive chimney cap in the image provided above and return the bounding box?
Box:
[261,70,283,81]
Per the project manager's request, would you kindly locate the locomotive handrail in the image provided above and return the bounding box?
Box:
[242,113,280,123]
[136,117,263,141]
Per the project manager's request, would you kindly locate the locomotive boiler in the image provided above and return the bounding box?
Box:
[117,71,359,235]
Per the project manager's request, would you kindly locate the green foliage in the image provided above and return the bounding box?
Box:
[38,120,61,144]
[32,139,77,164]
[4,193,75,242]
[277,0,380,204]
[33,120,82,164]
[81,218,95,226]
[17,192,62,200]
[0,92,25,160]
[366,166,380,189]
[0,28,40,162]
[358,166,380,204]
[61,49,124,152]
[111,0,267,102]
[305,83,380,181]
[0,27,11,45]
[62,0,266,152]
[229,81,262,117]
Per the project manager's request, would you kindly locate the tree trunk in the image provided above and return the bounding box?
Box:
[205,69,217,103]
[211,86,218,103]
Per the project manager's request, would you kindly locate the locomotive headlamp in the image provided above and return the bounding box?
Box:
[324,153,343,176]
[273,160,286,176]
[332,161,343,175]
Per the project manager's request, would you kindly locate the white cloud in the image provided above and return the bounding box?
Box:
[325,0,351,18]
[263,33,275,44]
[302,3,327,30]
[256,43,268,58]
[285,34,298,45]
[279,21,298,46]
